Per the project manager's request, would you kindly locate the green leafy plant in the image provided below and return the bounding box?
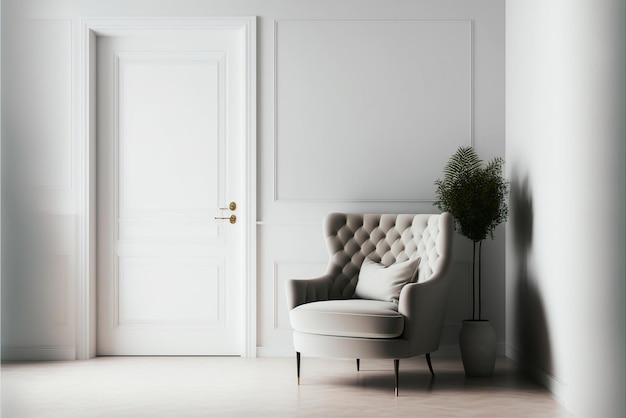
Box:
[434,146,509,320]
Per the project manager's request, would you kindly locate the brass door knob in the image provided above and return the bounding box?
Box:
[219,202,237,211]
[215,214,237,224]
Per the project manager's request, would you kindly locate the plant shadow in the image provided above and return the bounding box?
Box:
[510,172,553,378]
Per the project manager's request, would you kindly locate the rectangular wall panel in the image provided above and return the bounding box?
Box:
[117,52,223,213]
[117,257,224,328]
[115,52,227,243]
[275,20,473,201]
[25,20,73,189]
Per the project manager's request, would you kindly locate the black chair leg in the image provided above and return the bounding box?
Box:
[426,353,434,376]
[356,358,360,371]
[296,352,301,385]
[394,359,399,397]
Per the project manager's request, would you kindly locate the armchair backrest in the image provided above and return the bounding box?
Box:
[323,213,453,299]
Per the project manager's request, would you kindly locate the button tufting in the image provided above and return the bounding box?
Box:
[321,213,449,296]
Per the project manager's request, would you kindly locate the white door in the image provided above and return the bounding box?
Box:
[96,28,247,355]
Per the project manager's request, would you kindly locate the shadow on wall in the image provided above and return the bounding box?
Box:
[510,173,552,377]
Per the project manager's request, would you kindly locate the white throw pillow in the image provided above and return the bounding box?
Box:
[354,257,421,303]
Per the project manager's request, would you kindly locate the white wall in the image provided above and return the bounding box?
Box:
[506,0,626,416]
[1,0,505,360]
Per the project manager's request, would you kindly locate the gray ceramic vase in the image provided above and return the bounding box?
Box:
[459,319,496,377]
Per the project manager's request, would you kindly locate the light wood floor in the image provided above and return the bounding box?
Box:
[1,356,572,417]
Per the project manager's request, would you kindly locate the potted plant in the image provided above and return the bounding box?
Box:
[434,146,509,376]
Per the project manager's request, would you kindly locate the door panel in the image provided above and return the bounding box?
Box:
[97,29,245,355]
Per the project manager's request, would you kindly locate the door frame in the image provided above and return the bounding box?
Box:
[75,17,257,359]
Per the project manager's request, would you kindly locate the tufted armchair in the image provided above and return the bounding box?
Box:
[286,213,453,395]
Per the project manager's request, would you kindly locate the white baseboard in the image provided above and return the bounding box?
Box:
[1,347,76,361]
[256,346,294,357]
[505,344,569,408]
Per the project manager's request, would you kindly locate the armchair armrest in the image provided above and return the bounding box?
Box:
[398,272,452,356]
[285,274,335,310]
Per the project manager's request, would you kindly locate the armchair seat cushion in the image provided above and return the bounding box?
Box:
[290,299,404,339]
